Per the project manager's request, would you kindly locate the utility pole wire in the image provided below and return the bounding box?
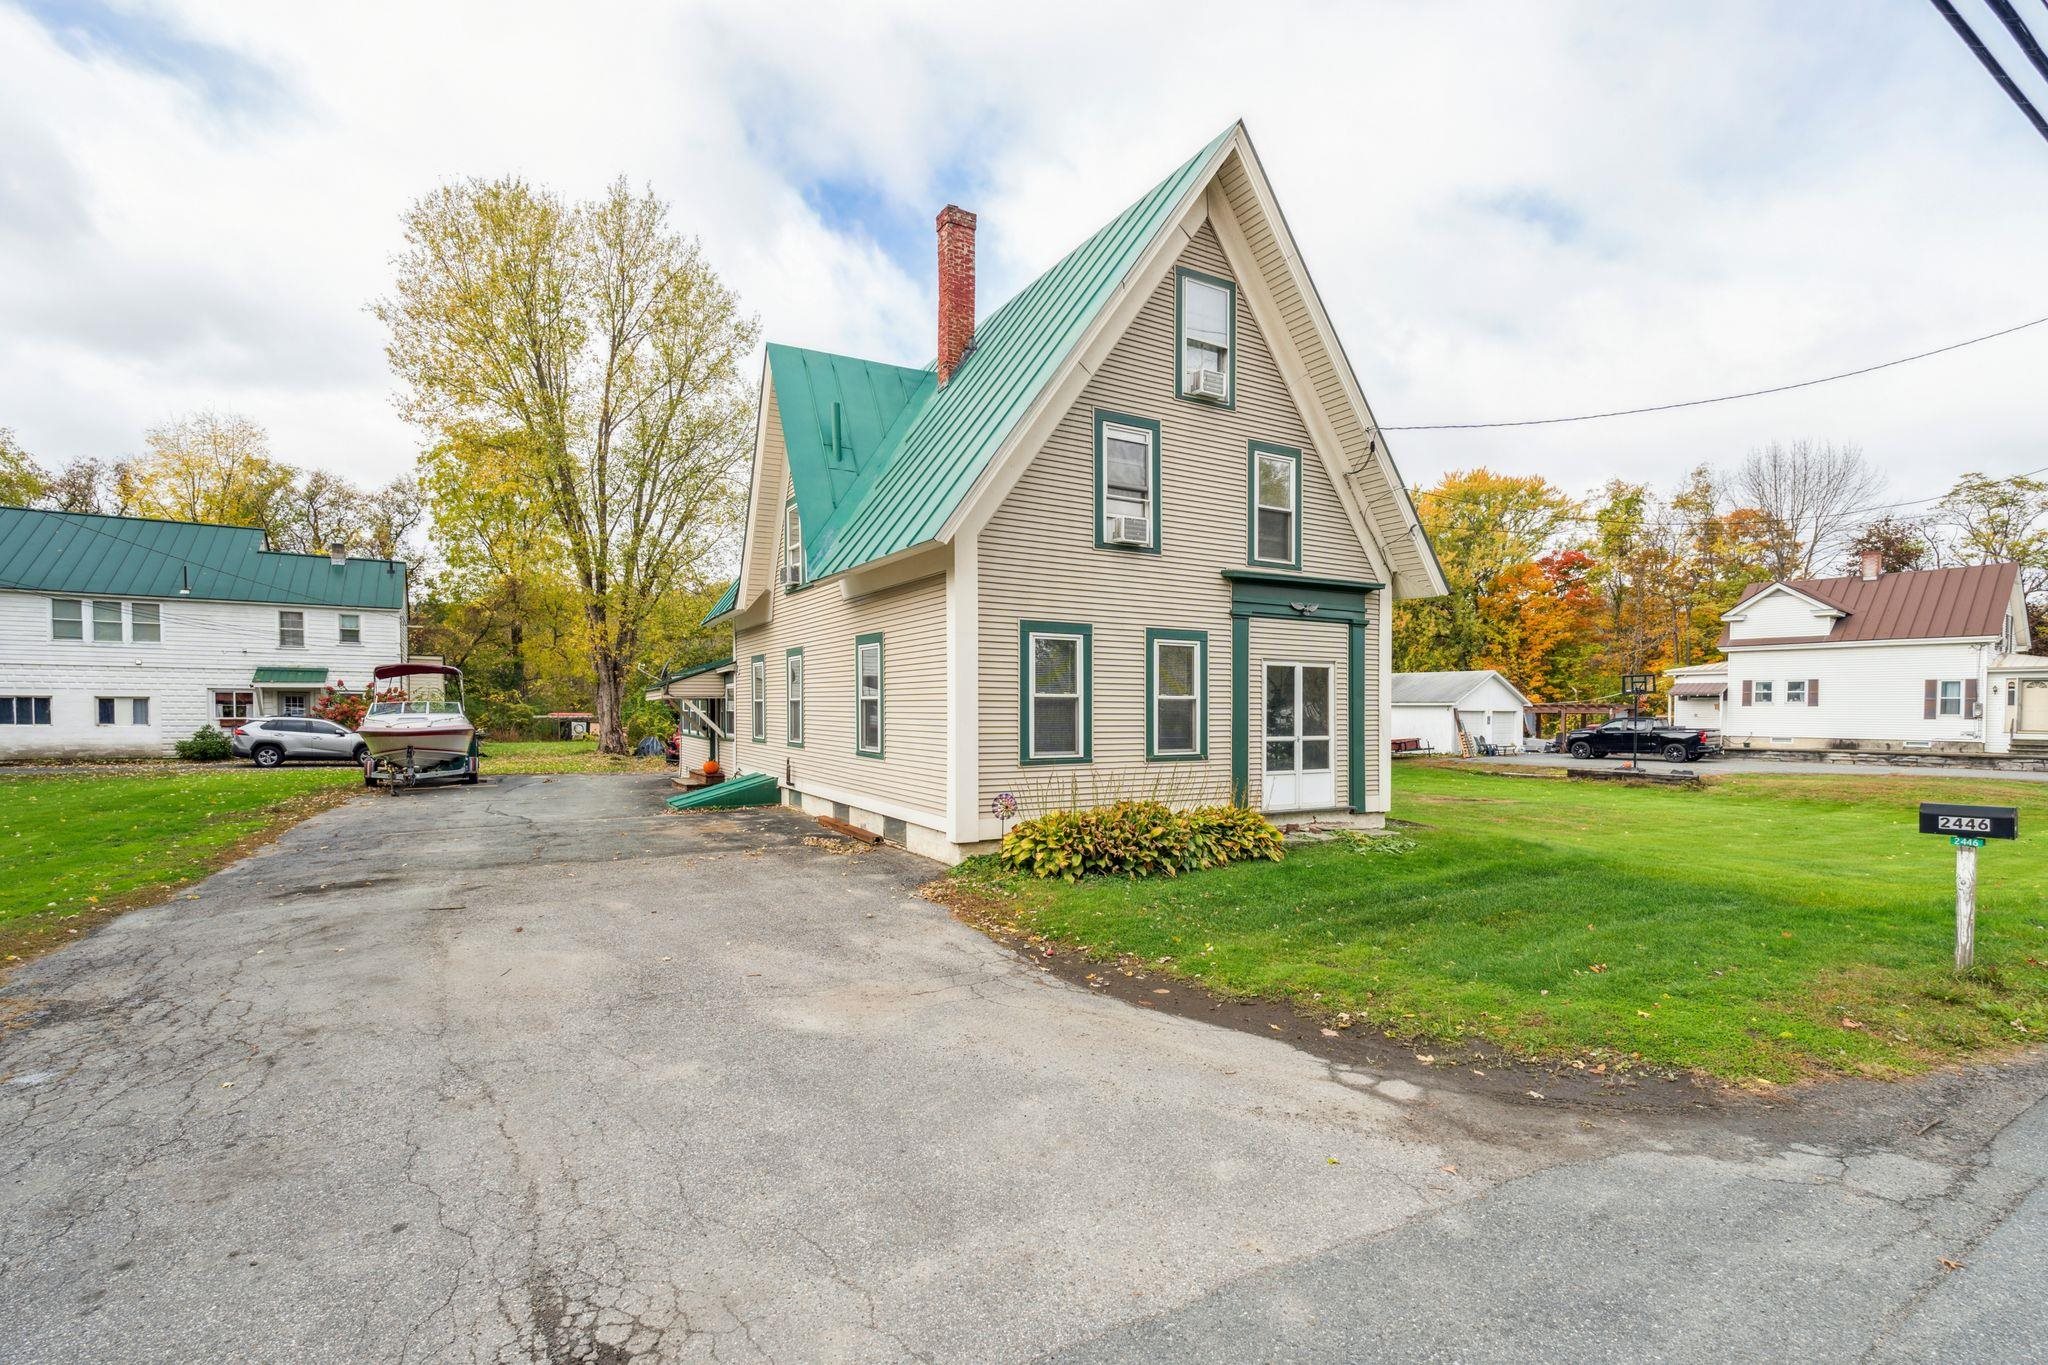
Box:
[1927,0,2048,145]
[1984,0,2048,86]
[1379,314,2048,431]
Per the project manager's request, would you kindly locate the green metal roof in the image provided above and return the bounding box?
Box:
[769,125,1236,583]
[662,656,734,684]
[0,505,407,609]
[251,666,331,685]
[701,579,738,625]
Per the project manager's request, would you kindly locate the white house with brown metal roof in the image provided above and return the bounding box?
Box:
[1714,553,2046,758]
[684,123,1446,860]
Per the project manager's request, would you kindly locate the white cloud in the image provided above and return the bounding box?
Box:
[3,0,2046,509]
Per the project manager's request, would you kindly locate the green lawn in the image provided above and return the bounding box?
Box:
[0,768,357,936]
[480,739,669,774]
[954,764,2048,1084]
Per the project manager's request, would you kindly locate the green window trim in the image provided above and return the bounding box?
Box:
[1018,618,1093,765]
[1092,409,1162,554]
[781,494,805,591]
[1173,266,1236,410]
[784,646,805,747]
[854,632,885,759]
[750,654,766,742]
[1246,442,1303,570]
[1145,628,1208,762]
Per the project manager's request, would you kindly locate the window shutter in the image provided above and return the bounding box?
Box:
[1741,680,1752,706]
[1923,679,1937,720]
[1966,678,1980,719]
[1807,679,1819,707]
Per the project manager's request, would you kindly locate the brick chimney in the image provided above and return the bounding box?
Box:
[936,205,977,385]
[1859,548,1882,582]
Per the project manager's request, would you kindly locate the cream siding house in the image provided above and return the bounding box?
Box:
[696,124,1444,861]
[0,506,408,759]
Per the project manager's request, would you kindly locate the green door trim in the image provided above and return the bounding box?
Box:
[1227,574,1372,814]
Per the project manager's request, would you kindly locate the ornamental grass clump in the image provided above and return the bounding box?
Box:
[999,800,1285,881]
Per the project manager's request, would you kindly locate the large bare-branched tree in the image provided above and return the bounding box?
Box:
[376,177,758,752]
[1733,439,1885,578]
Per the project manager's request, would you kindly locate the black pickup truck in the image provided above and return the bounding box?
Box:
[1563,718,1720,763]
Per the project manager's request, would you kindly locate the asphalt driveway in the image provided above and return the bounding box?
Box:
[2,774,2045,1362]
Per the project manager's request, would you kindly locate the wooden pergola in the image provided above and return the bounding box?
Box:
[1525,701,1629,737]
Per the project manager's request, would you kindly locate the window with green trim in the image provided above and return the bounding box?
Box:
[1248,443,1302,568]
[1020,621,1090,763]
[1176,268,1235,405]
[1147,629,1206,760]
[785,648,805,745]
[782,497,804,588]
[1094,410,1161,552]
[855,634,883,757]
[750,656,766,741]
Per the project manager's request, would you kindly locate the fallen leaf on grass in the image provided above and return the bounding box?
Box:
[1840,1018,1865,1030]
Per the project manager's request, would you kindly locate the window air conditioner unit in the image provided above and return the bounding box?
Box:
[1106,516,1150,546]
[780,564,803,587]
[1184,368,1229,401]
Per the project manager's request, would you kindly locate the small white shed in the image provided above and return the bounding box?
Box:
[1391,671,1533,754]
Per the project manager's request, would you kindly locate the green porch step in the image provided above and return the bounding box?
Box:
[664,771,781,811]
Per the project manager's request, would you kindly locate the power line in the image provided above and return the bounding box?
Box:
[1927,0,2048,145]
[1984,0,2048,86]
[1379,312,2048,431]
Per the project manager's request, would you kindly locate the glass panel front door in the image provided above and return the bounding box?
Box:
[1262,662,1335,811]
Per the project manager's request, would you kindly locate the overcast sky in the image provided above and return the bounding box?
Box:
[4,0,2047,512]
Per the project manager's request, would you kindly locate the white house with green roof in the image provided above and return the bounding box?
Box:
[0,505,409,758]
[693,123,1444,861]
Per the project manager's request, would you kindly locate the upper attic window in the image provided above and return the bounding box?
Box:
[1176,268,1234,406]
[782,496,804,588]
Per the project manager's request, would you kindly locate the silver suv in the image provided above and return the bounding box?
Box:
[231,717,368,768]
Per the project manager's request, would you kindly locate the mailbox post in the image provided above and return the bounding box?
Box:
[1919,803,2019,972]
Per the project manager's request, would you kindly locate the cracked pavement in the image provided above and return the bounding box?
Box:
[2,773,2045,1362]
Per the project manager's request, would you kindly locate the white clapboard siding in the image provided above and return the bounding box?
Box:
[0,588,404,757]
[1723,641,1994,746]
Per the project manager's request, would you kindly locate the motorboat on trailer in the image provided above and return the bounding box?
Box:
[357,662,479,787]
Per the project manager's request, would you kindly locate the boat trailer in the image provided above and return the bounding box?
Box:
[363,745,480,790]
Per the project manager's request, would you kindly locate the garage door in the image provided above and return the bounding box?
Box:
[1489,711,1520,746]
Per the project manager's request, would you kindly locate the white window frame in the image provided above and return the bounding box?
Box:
[1251,448,1299,567]
[278,610,305,648]
[1025,628,1087,761]
[855,637,883,757]
[213,690,254,722]
[92,599,123,643]
[1099,420,1155,546]
[130,601,161,643]
[1753,681,1775,705]
[132,697,151,726]
[1938,680,1964,717]
[0,696,53,726]
[750,658,766,742]
[1150,636,1203,758]
[51,598,83,641]
[1177,270,1233,402]
[783,498,804,587]
[1784,679,1807,705]
[785,651,805,745]
[339,613,361,645]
